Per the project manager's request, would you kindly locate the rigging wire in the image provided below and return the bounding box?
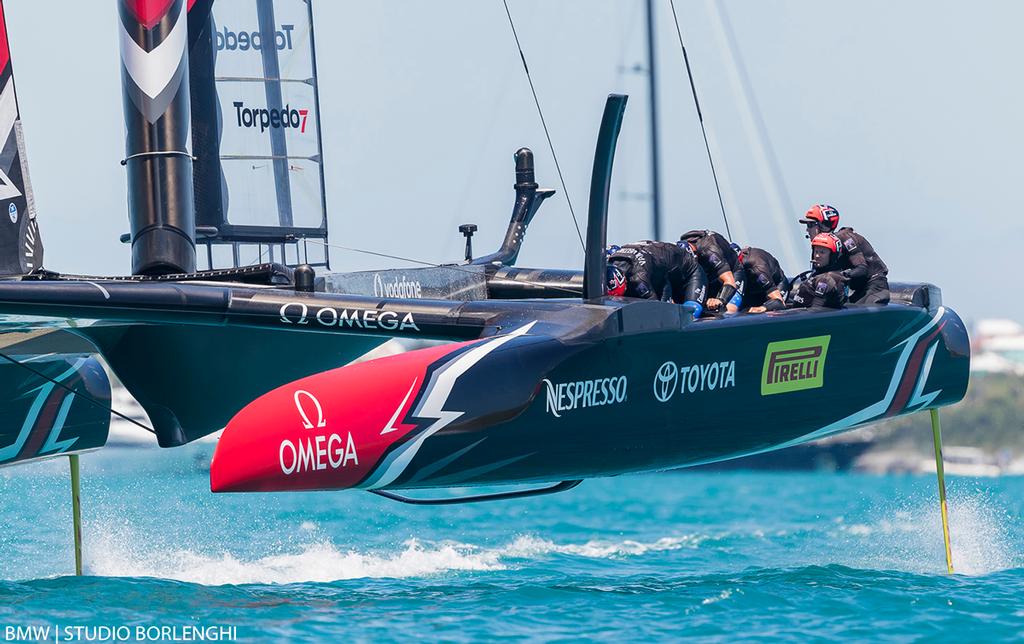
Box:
[0,350,158,435]
[500,0,586,252]
[668,0,733,241]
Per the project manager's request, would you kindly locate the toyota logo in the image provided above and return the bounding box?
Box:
[653,361,678,403]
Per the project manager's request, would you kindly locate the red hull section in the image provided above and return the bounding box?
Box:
[210,342,467,492]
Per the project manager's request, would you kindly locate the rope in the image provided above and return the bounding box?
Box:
[668,0,733,241]
[501,0,586,252]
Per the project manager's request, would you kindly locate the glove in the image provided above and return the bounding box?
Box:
[683,301,703,320]
[728,292,743,309]
[763,298,786,312]
[717,283,737,306]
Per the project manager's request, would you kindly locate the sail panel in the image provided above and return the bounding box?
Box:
[219,80,320,160]
[190,0,327,268]
[0,0,42,276]
[211,1,313,79]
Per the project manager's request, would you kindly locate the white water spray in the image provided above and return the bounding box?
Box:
[838,488,1019,576]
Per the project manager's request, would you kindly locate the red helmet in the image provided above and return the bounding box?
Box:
[799,204,840,231]
[810,232,841,253]
[606,265,627,296]
[810,233,842,272]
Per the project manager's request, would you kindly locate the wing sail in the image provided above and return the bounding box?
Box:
[0,1,41,276]
[189,0,327,269]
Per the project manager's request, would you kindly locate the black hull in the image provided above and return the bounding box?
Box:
[211,299,969,493]
[402,306,967,486]
[687,438,873,472]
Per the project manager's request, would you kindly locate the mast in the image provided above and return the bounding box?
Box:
[644,0,662,240]
[118,0,197,275]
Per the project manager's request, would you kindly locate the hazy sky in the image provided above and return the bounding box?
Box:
[5,1,1021,324]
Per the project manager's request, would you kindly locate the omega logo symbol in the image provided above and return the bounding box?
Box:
[293,389,326,429]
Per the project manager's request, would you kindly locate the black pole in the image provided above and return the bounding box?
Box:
[583,94,629,302]
[645,0,662,240]
[119,0,197,275]
[256,0,294,228]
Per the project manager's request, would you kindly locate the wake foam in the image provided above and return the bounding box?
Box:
[501,534,701,558]
[83,528,701,586]
[87,535,503,585]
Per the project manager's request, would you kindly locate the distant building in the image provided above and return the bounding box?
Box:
[972,319,1024,375]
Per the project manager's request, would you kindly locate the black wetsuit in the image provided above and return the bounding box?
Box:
[608,241,707,305]
[787,271,847,310]
[680,230,746,305]
[739,247,787,309]
[833,227,889,305]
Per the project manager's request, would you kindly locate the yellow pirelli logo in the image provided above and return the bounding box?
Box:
[761,335,831,395]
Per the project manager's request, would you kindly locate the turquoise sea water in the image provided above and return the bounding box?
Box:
[1,444,1023,642]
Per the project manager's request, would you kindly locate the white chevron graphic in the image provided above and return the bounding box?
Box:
[360,322,537,489]
[381,377,418,435]
[118,0,187,100]
[0,166,21,201]
[0,78,17,150]
[0,79,22,201]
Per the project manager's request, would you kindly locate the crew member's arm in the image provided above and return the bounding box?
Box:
[785,277,836,310]
[671,266,707,319]
[747,289,785,314]
[704,252,736,312]
[809,277,843,309]
[840,239,869,282]
[724,268,745,313]
[745,268,783,314]
[628,260,658,300]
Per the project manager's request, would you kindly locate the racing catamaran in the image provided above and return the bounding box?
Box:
[0,0,967,571]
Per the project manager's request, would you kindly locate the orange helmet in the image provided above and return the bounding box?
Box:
[810,232,841,253]
[810,233,842,271]
[799,204,840,232]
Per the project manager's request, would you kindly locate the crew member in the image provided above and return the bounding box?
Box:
[678,230,745,313]
[734,245,788,313]
[787,233,848,310]
[799,204,889,305]
[607,240,707,318]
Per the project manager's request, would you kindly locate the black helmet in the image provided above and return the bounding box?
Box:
[680,230,707,244]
